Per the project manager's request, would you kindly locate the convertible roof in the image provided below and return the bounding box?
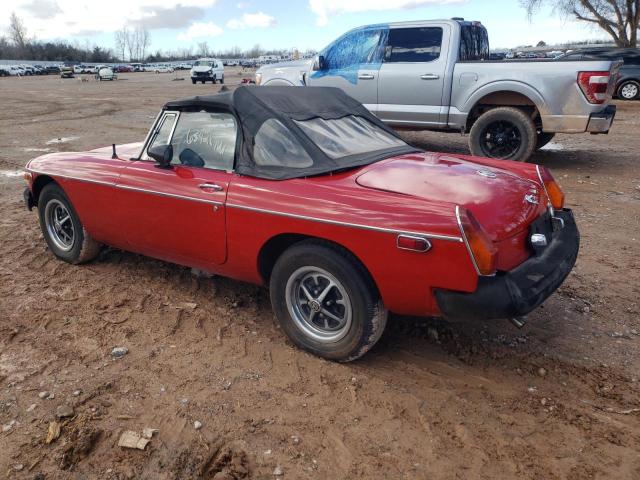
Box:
[162,86,418,180]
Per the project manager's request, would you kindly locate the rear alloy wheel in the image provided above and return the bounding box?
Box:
[270,241,387,362]
[469,107,537,162]
[617,80,639,100]
[38,183,101,264]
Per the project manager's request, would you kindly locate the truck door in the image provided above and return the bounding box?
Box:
[377,25,450,128]
[306,26,386,113]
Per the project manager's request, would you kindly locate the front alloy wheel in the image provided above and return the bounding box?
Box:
[618,80,639,100]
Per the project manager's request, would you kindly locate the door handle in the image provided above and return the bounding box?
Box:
[198,183,224,192]
[420,74,440,80]
[358,73,375,80]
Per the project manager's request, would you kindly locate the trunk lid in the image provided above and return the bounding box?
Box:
[355,153,543,241]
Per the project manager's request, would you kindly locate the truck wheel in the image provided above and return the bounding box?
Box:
[617,80,639,100]
[220,75,224,84]
[535,132,555,150]
[212,75,217,84]
[191,78,196,84]
[38,183,101,264]
[469,107,537,162]
[270,241,387,362]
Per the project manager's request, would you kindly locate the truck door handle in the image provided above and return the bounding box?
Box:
[420,74,440,80]
[358,73,375,80]
[198,183,224,192]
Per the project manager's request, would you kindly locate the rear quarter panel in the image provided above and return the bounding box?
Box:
[450,59,614,132]
[222,173,478,317]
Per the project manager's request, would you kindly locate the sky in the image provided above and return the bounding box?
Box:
[0,0,612,55]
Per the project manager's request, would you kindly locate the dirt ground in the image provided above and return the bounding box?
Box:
[1,68,639,480]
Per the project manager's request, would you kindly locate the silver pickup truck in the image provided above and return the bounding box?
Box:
[256,19,619,162]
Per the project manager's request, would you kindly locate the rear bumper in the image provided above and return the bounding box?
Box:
[435,209,579,320]
[587,105,616,133]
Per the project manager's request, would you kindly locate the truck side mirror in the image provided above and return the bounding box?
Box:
[312,55,326,71]
[149,144,173,169]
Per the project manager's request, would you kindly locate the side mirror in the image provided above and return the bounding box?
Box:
[148,144,173,169]
[312,55,326,71]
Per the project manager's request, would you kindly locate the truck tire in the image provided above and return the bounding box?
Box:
[469,107,537,162]
[220,75,224,84]
[270,241,388,362]
[38,183,101,264]
[617,80,639,100]
[536,132,555,150]
[191,78,196,84]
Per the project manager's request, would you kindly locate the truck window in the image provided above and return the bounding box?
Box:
[458,24,489,61]
[384,27,443,63]
[323,28,385,70]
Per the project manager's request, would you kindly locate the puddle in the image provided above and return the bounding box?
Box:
[46,136,79,145]
[540,142,565,151]
[23,147,52,153]
[0,170,24,177]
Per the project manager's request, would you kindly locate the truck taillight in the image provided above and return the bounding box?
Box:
[536,165,565,209]
[456,206,497,276]
[577,71,611,104]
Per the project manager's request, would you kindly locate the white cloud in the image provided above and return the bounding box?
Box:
[0,0,218,38]
[308,0,462,26]
[177,21,224,40]
[226,11,276,29]
[237,1,249,8]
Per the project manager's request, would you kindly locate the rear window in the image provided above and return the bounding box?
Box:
[384,27,443,63]
[254,119,313,168]
[459,24,489,61]
[295,115,406,159]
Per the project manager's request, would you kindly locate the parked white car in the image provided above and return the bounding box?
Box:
[190,58,224,84]
[9,66,25,76]
[96,67,116,81]
[154,64,175,73]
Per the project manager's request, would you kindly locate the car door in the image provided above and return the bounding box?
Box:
[306,27,386,112]
[116,110,238,269]
[377,25,450,127]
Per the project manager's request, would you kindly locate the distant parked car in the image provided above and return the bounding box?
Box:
[0,65,9,76]
[96,67,116,81]
[190,58,224,84]
[44,65,61,75]
[116,65,133,73]
[154,64,175,73]
[557,48,640,100]
[9,66,25,76]
[60,66,74,78]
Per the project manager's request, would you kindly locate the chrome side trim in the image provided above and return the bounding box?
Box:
[455,205,481,276]
[117,183,223,206]
[27,169,223,206]
[227,203,463,242]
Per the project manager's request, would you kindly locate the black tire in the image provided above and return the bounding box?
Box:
[212,75,217,84]
[201,80,205,84]
[191,78,196,84]
[617,80,640,100]
[269,241,387,362]
[220,75,224,84]
[469,107,537,162]
[38,183,101,264]
[535,132,556,150]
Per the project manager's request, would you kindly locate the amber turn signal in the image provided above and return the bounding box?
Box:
[536,166,565,210]
[456,206,497,276]
[23,172,32,183]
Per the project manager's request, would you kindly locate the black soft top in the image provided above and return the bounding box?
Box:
[163,86,418,180]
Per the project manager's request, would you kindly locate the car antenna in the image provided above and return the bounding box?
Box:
[111,143,118,159]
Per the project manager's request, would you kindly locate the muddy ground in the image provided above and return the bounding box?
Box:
[0,69,639,479]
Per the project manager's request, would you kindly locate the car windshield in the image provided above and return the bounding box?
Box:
[194,61,213,67]
[294,115,407,159]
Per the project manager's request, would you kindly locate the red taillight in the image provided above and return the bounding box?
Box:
[577,71,611,104]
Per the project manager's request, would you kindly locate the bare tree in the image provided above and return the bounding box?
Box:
[197,42,210,57]
[521,0,640,47]
[138,26,150,61]
[8,12,28,51]
[114,26,128,62]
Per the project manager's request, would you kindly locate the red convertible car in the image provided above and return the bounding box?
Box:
[23,86,579,361]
